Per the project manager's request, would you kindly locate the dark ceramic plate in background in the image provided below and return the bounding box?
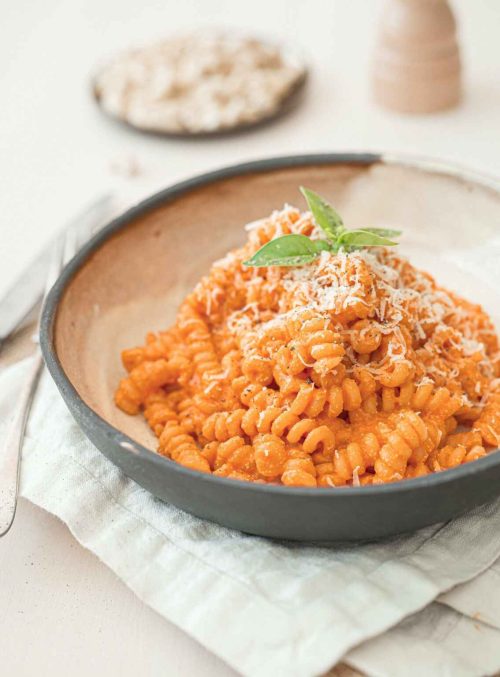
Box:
[40,153,500,542]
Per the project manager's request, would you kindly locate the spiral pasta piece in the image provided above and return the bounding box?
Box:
[115,359,178,415]
[202,409,246,441]
[412,385,462,420]
[121,331,176,371]
[143,390,179,436]
[253,434,287,477]
[158,421,210,473]
[476,393,500,447]
[281,456,317,487]
[211,436,255,474]
[374,411,428,482]
[287,384,327,417]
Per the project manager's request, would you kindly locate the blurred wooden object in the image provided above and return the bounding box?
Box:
[373,0,461,113]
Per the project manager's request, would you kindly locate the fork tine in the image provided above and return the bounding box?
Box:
[43,234,65,297]
[45,197,113,293]
[74,195,113,250]
[55,195,112,268]
[47,196,113,296]
[63,224,78,265]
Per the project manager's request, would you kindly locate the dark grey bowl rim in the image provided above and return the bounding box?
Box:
[40,152,500,499]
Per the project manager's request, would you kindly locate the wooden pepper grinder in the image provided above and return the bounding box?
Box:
[373,0,462,114]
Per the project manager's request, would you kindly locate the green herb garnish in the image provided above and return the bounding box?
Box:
[243,187,401,268]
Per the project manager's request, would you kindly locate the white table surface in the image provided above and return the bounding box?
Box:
[1,0,500,674]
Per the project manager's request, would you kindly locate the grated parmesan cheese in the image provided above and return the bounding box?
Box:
[194,206,499,411]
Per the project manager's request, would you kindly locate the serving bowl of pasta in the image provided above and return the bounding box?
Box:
[40,153,500,541]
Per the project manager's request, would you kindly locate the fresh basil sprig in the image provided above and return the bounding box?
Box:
[243,234,330,267]
[299,186,344,240]
[356,227,403,238]
[243,187,401,268]
[337,229,399,248]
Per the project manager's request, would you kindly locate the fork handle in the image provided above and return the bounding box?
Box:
[0,351,44,536]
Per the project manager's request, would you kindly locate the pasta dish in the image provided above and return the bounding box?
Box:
[115,189,500,487]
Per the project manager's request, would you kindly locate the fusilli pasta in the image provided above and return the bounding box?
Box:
[115,204,500,486]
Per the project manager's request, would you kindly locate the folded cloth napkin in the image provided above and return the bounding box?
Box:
[1,360,500,677]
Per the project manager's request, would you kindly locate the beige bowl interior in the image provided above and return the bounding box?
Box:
[55,161,500,451]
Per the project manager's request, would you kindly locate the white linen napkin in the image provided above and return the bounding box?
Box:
[2,360,500,677]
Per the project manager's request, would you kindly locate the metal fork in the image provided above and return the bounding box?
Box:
[0,199,111,536]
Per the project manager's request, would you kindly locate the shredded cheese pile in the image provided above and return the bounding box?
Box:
[216,206,499,407]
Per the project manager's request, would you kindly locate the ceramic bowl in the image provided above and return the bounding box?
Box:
[40,153,500,541]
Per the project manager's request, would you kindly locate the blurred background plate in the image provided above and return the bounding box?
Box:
[92,33,308,137]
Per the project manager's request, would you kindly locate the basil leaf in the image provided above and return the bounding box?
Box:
[358,227,402,238]
[300,186,344,240]
[339,229,398,248]
[243,234,330,267]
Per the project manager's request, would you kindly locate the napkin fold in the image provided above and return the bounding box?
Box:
[2,359,500,677]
